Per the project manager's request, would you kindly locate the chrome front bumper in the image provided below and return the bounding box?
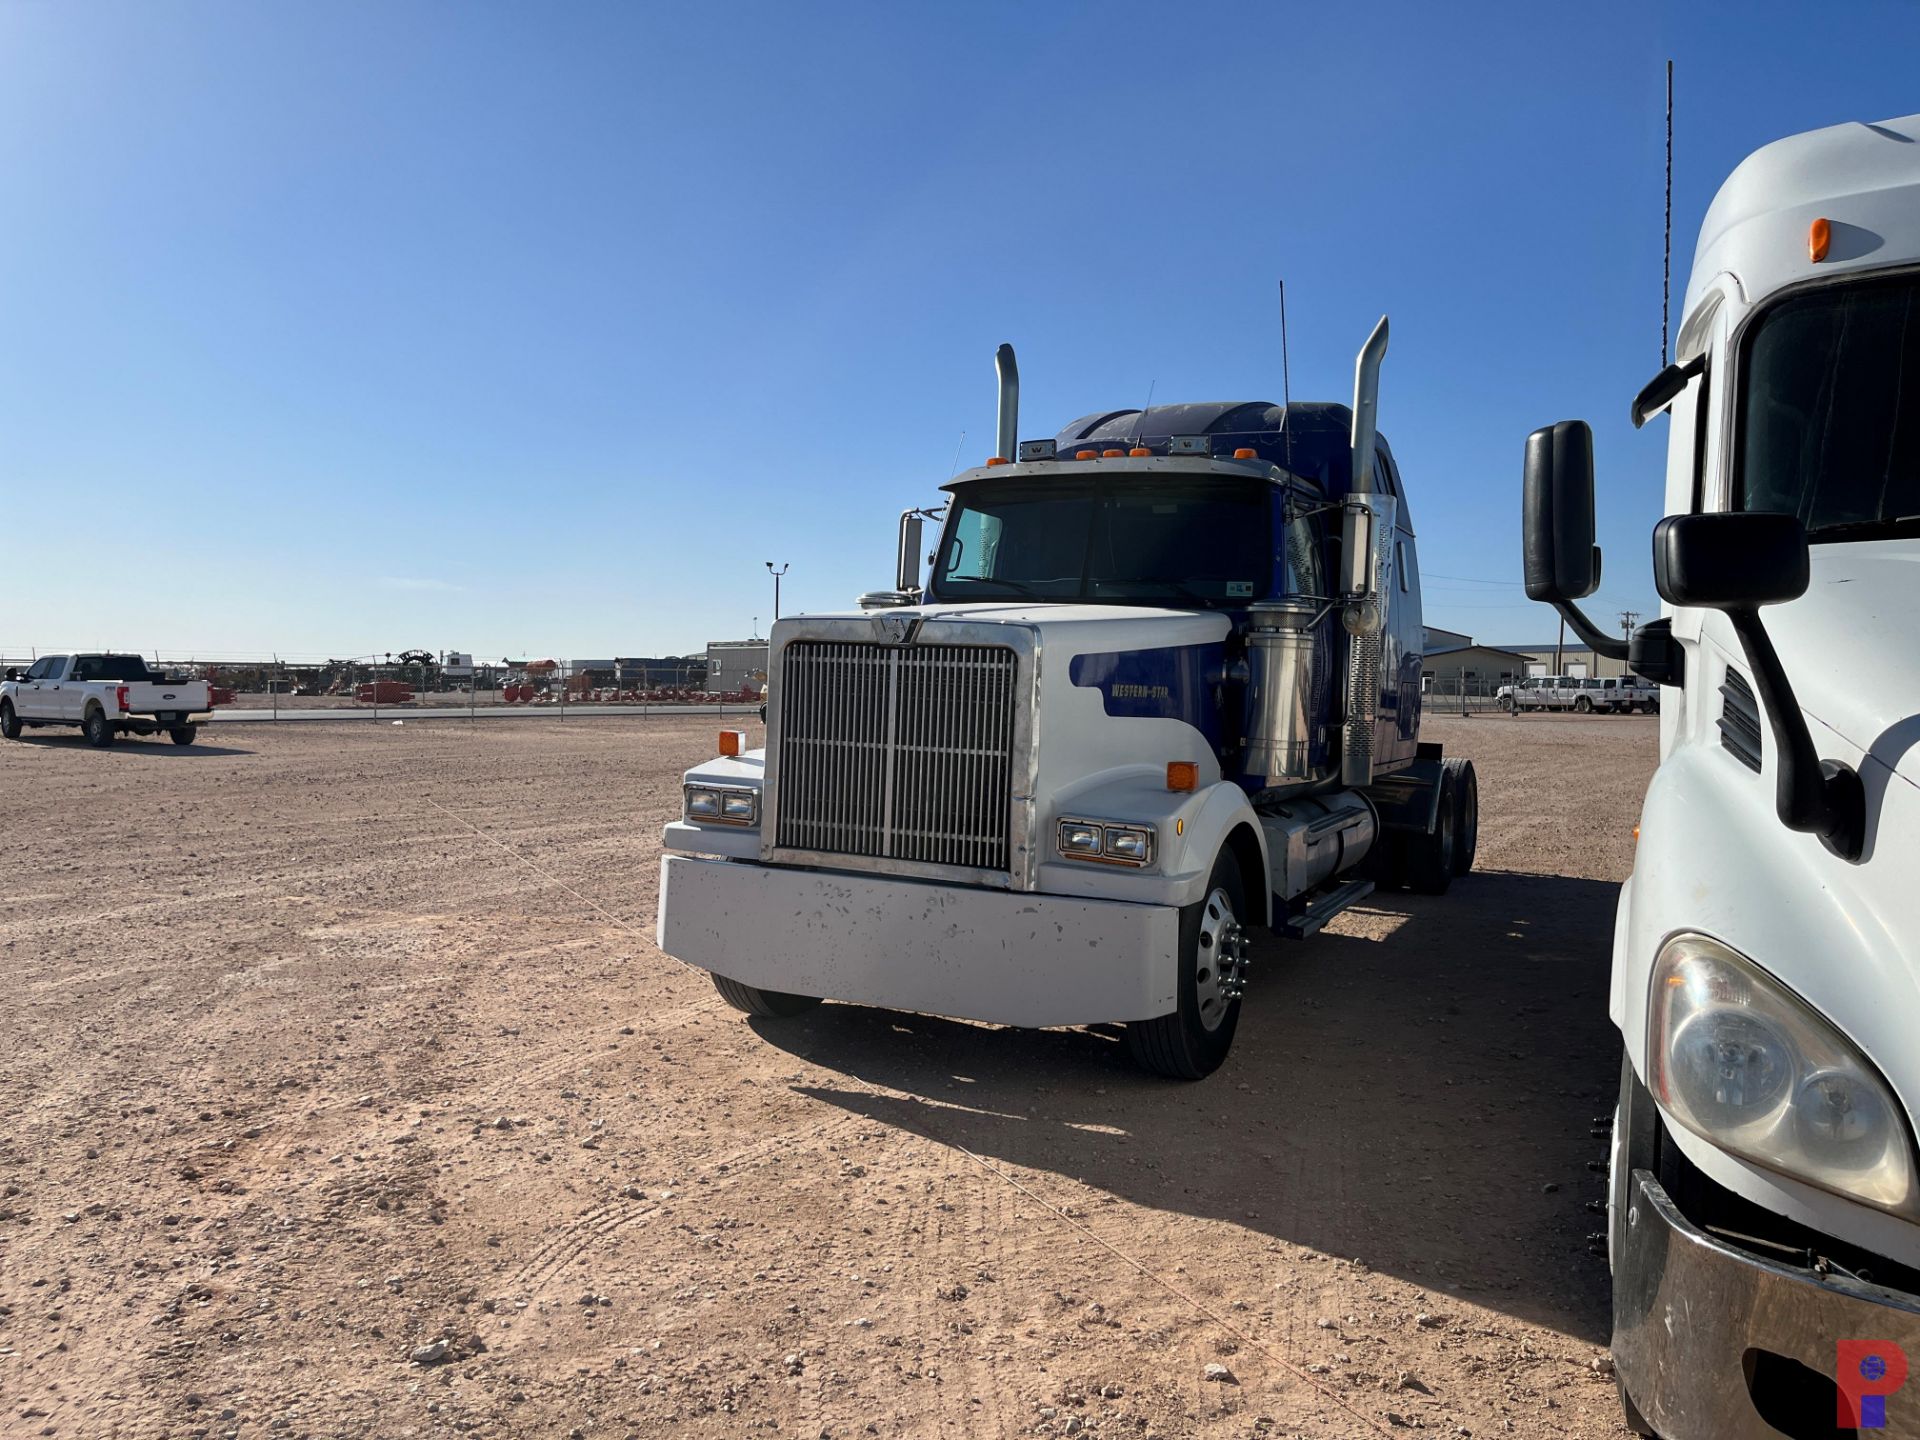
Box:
[655,854,1180,1027]
[1614,1169,1920,1437]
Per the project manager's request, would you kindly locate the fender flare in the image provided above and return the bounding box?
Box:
[1171,783,1272,927]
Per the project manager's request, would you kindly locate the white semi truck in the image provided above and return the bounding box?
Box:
[657,322,1477,1079]
[1523,115,1920,1434]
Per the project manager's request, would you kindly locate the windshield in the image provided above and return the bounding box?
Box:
[930,475,1299,606]
[1738,272,1920,541]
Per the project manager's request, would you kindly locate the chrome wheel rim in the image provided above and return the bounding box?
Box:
[1193,887,1249,1032]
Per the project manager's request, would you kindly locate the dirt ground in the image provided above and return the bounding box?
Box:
[0,712,1658,1440]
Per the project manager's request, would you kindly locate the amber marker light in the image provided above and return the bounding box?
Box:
[1232,447,1258,459]
[718,729,745,757]
[1076,449,1098,460]
[986,456,1009,466]
[1129,447,1151,457]
[1810,217,1831,262]
[1166,761,1198,792]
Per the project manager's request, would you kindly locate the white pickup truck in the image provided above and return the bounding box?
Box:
[1,654,213,747]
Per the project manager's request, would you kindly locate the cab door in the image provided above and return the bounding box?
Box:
[20,656,67,720]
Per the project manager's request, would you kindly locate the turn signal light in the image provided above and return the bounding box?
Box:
[718,729,745,757]
[1129,446,1151,457]
[1166,761,1198,792]
[1809,217,1831,262]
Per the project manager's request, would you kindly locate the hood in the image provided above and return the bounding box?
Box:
[780,601,1231,650]
[1764,541,1920,782]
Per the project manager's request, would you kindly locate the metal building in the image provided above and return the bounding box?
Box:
[705,640,768,695]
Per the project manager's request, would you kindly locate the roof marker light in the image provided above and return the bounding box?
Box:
[1102,448,1125,458]
[1809,217,1831,262]
[1076,449,1098,460]
[1232,447,1258,460]
[1129,447,1151,457]
[985,456,1009,466]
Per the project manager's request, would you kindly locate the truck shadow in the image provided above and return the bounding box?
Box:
[756,869,1620,1345]
[9,734,253,757]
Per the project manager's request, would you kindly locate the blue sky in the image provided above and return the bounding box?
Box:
[3,1,1917,661]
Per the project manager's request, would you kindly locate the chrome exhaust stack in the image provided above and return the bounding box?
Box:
[1341,317,1394,789]
[995,343,1019,463]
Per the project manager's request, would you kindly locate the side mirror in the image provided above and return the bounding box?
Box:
[1652,512,1809,610]
[895,512,924,593]
[1522,421,1601,602]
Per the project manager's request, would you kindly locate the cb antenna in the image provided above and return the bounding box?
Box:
[1663,59,1673,367]
[1278,279,1295,474]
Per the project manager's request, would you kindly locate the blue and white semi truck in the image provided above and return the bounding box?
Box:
[658,322,1476,1078]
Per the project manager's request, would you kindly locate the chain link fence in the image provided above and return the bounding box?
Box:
[0,651,763,723]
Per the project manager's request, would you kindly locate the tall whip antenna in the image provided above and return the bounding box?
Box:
[1278,279,1294,473]
[1663,59,1673,367]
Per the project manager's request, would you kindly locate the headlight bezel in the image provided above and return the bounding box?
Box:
[1649,933,1918,1217]
[1055,818,1154,868]
[684,784,758,827]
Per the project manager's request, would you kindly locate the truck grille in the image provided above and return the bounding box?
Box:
[775,641,1018,871]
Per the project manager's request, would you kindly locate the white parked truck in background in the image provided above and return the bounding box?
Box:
[1523,114,1920,1434]
[658,321,1479,1079]
[1,654,213,747]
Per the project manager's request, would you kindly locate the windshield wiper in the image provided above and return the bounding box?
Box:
[1808,514,1920,541]
[944,577,1047,598]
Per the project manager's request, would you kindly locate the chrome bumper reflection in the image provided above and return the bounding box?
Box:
[1613,1169,1920,1438]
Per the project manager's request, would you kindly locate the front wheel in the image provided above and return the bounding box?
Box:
[1126,850,1248,1080]
[711,972,820,1018]
[169,725,197,746]
[83,707,115,748]
[0,702,18,740]
[1573,695,1593,714]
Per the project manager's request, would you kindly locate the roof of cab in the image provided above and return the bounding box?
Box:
[1682,112,1920,352]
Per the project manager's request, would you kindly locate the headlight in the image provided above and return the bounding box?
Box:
[1650,935,1915,1214]
[684,785,757,826]
[1056,819,1153,867]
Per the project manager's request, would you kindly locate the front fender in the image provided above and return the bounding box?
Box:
[1038,770,1268,922]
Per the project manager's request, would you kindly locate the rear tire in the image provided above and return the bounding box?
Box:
[1126,850,1247,1080]
[1574,695,1592,714]
[169,725,197,746]
[1444,757,1478,877]
[710,972,820,1018]
[0,702,18,740]
[83,707,115,748]
[1403,767,1457,895]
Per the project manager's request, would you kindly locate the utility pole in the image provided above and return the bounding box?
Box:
[765,562,789,622]
[1618,611,1640,677]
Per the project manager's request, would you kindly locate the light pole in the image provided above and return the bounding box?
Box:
[765,561,789,622]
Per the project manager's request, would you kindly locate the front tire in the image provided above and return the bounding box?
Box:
[1574,695,1592,714]
[1126,850,1248,1080]
[0,702,18,740]
[83,707,115,748]
[711,972,820,1018]
[169,725,197,746]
